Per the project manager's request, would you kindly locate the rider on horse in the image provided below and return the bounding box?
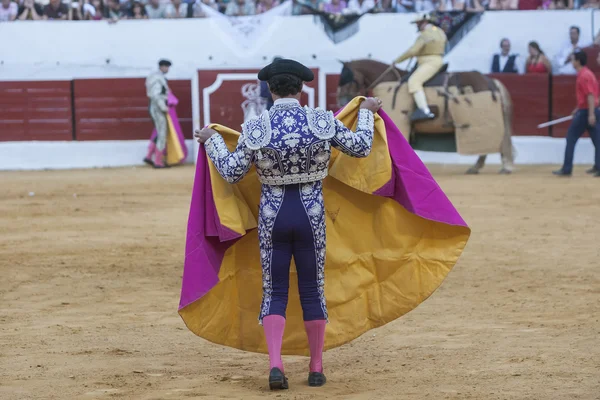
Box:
[392,13,447,122]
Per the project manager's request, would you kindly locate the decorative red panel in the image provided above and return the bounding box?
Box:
[198,69,320,130]
[0,81,72,141]
[551,75,577,138]
[489,73,550,137]
[325,74,341,112]
[73,78,191,141]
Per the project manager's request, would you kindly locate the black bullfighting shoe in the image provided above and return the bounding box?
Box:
[308,372,326,387]
[268,367,288,390]
[586,166,598,174]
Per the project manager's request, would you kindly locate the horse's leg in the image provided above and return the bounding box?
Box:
[466,155,486,174]
[495,79,515,174]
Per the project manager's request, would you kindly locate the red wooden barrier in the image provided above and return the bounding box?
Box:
[325,74,340,112]
[0,74,583,141]
[0,81,72,142]
[73,78,192,141]
[551,75,578,138]
[489,73,551,137]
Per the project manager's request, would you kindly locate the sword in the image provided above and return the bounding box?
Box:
[537,115,573,129]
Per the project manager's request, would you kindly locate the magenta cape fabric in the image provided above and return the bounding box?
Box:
[150,91,189,161]
[178,109,468,310]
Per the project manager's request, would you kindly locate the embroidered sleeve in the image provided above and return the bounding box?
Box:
[242,111,271,150]
[305,107,336,140]
[204,132,255,184]
[331,109,374,158]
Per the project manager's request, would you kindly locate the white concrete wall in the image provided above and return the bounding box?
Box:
[0,140,195,170]
[0,11,596,80]
[0,137,594,170]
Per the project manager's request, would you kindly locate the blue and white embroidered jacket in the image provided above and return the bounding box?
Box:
[204,98,375,185]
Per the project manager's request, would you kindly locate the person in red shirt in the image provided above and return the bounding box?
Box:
[553,50,600,177]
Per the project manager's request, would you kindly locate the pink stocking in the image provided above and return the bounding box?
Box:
[263,315,286,372]
[304,320,326,373]
[145,141,156,159]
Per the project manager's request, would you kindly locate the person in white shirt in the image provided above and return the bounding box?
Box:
[0,0,18,21]
[345,0,375,13]
[491,38,519,74]
[554,26,592,75]
[165,0,188,17]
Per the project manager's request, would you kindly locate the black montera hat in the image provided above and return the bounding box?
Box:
[158,59,172,67]
[258,58,314,82]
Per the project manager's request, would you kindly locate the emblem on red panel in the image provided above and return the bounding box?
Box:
[241,82,267,122]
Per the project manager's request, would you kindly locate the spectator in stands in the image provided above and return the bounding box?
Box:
[488,0,517,9]
[580,0,598,7]
[146,0,167,17]
[376,0,400,12]
[517,0,540,9]
[554,26,591,75]
[43,0,69,19]
[225,0,255,15]
[105,0,126,19]
[491,38,519,74]
[130,1,148,17]
[525,41,552,73]
[257,0,279,13]
[464,0,485,11]
[86,0,104,19]
[165,0,188,17]
[555,0,573,7]
[414,0,437,12]
[193,0,218,17]
[323,0,346,13]
[0,0,18,21]
[293,0,324,14]
[438,0,465,10]
[346,0,375,13]
[69,1,96,20]
[17,0,43,20]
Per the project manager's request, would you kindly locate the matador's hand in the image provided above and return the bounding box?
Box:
[360,97,382,113]
[194,127,217,144]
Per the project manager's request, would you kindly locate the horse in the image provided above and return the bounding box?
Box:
[337,59,515,174]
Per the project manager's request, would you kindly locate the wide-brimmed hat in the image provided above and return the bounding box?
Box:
[258,58,314,82]
[411,13,432,24]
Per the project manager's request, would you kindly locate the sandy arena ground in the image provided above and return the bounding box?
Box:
[1,165,599,400]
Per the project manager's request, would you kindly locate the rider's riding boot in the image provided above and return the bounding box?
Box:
[410,90,435,122]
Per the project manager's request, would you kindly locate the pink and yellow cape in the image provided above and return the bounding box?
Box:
[178,97,471,356]
[150,91,188,165]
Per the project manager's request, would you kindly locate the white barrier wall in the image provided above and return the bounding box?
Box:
[0,10,597,80]
[0,137,595,171]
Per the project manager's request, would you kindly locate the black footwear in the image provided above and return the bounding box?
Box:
[308,372,326,387]
[594,171,600,177]
[410,108,435,122]
[586,166,598,174]
[152,163,171,169]
[268,367,288,390]
[143,157,154,167]
[552,169,571,176]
